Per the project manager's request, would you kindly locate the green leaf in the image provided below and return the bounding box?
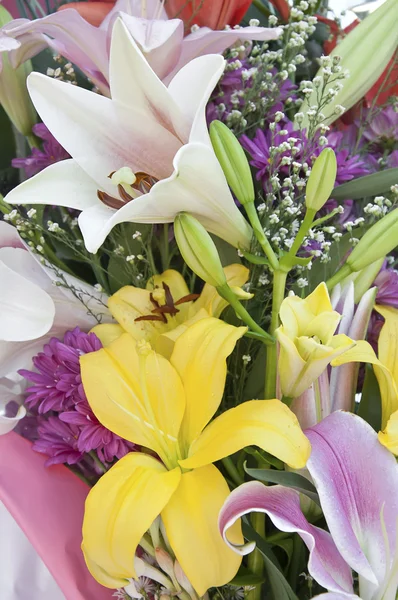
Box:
[229,569,266,586]
[211,234,241,267]
[358,363,382,431]
[305,231,354,291]
[243,345,266,400]
[244,464,320,505]
[244,448,285,470]
[108,254,135,294]
[239,248,270,266]
[331,168,398,201]
[242,522,299,600]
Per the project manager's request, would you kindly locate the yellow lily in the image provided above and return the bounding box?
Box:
[92,264,251,358]
[276,283,355,398]
[332,305,398,451]
[80,318,311,595]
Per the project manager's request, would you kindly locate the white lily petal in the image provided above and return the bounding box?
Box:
[168,53,225,146]
[0,261,55,342]
[27,72,180,190]
[0,221,23,249]
[110,18,189,143]
[5,159,99,211]
[0,405,26,435]
[101,143,252,251]
[119,13,184,80]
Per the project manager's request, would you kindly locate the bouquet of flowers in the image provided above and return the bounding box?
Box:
[0,0,398,598]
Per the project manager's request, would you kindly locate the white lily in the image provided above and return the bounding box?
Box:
[0,221,110,387]
[5,18,252,253]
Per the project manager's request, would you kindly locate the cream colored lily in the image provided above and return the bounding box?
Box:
[276,283,355,399]
[80,318,311,595]
[332,305,398,452]
[92,264,251,358]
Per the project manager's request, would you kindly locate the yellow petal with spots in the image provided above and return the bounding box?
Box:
[80,333,185,462]
[82,452,181,588]
[91,323,124,347]
[170,318,246,450]
[108,287,165,341]
[162,464,242,597]
[180,400,311,471]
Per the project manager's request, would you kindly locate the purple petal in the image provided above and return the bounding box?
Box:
[219,481,353,595]
[306,412,398,589]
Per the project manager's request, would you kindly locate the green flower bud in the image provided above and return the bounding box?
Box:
[174,213,227,288]
[0,6,37,136]
[305,148,337,212]
[348,208,398,272]
[298,0,398,128]
[352,257,384,304]
[209,120,254,206]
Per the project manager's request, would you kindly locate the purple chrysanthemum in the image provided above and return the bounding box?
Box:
[60,401,133,463]
[20,327,134,466]
[362,105,398,145]
[12,123,70,178]
[20,328,102,414]
[374,267,398,309]
[32,416,83,466]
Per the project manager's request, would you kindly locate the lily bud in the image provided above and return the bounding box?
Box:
[305,148,337,212]
[347,208,398,273]
[174,213,227,288]
[352,258,384,304]
[0,6,37,136]
[209,120,254,206]
[298,0,398,127]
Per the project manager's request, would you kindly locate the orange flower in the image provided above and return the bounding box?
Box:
[58,0,114,27]
[165,0,252,30]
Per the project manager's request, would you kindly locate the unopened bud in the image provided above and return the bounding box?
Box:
[305,148,337,212]
[155,547,175,580]
[174,560,196,597]
[0,6,37,136]
[210,120,254,206]
[347,208,398,272]
[174,213,227,288]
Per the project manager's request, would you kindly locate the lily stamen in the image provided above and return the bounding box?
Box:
[135,283,199,324]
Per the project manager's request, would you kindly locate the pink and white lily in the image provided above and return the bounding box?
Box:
[220,411,398,600]
[5,18,252,253]
[0,221,110,432]
[0,0,282,94]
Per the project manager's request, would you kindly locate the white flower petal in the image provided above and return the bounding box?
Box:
[0,261,55,342]
[5,159,99,210]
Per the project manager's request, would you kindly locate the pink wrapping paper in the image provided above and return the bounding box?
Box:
[0,432,114,600]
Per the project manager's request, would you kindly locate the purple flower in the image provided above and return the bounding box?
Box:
[12,123,69,178]
[60,401,133,463]
[362,105,398,145]
[20,327,102,414]
[19,327,134,466]
[32,416,83,466]
[374,267,398,309]
[386,149,398,168]
[326,131,369,185]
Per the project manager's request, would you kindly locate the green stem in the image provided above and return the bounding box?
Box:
[264,270,287,398]
[222,457,243,487]
[91,254,110,295]
[287,208,316,259]
[281,395,293,407]
[244,202,279,271]
[26,132,41,149]
[326,263,352,291]
[252,0,272,17]
[161,224,170,271]
[89,451,106,474]
[246,513,266,600]
[139,534,156,558]
[217,284,275,344]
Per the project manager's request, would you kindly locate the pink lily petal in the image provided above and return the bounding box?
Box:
[306,411,398,590]
[0,221,24,249]
[312,595,359,599]
[0,432,113,599]
[219,481,354,595]
[165,25,283,83]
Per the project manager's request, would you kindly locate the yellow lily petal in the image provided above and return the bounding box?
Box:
[161,464,242,596]
[108,287,164,342]
[180,400,311,470]
[279,296,314,339]
[155,308,210,360]
[305,282,334,315]
[192,264,250,318]
[375,305,398,387]
[170,318,246,451]
[276,328,306,397]
[304,311,341,343]
[147,269,190,300]
[80,333,185,462]
[331,339,398,427]
[82,452,181,587]
[91,323,124,347]
[378,410,398,454]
